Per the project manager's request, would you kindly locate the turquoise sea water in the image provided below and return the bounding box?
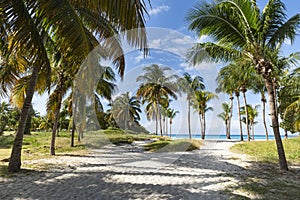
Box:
[170,134,299,140]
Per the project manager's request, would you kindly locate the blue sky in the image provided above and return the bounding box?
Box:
[25,1,299,136]
[110,0,300,136]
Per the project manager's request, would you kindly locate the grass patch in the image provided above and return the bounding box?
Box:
[144,139,202,152]
[99,128,157,145]
[231,136,300,164]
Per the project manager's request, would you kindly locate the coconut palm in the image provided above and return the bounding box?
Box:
[166,108,179,137]
[241,104,260,140]
[218,103,231,139]
[137,64,178,135]
[193,90,218,139]
[178,73,205,139]
[217,64,244,141]
[215,77,234,139]
[251,74,269,140]
[278,64,300,134]
[2,0,150,172]
[110,92,141,130]
[186,0,300,170]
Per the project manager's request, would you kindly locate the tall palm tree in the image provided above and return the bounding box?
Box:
[137,64,178,135]
[166,108,179,137]
[187,0,300,170]
[178,73,205,139]
[1,0,150,172]
[193,90,218,139]
[110,92,141,130]
[217,64,245,140]
[216,76,234,139]
[251,74,269,140]
[218,103,231,139]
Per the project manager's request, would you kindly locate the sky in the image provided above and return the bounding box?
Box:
[17,0,300,137]
[107,0,300,136]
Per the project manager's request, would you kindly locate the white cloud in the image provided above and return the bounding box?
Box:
[149,5,170,16]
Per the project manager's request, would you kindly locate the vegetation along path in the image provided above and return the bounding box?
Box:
[1,141,300,199]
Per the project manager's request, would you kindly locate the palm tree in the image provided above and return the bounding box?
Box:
[217,64,244,141]
[241,104,260,140]
[2,0,150,172]
[218,103,231,139]
[251,74,269,140]
[186,0,300,170]
[193,90,218,139]
[166,108,179,137]
[278,66,300,134]
[137,64,178,136]
[178,73,205,139]
[110,92,141,130]
[216,76,234,139]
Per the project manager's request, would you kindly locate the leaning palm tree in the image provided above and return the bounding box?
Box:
[178,73,205,139]
[192,90,218,139]
[2,0,150,172]
[187,0,300,170]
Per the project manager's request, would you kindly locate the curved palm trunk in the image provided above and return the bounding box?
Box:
[242,90,250,141]
[8,65,40,172]
[261,95,269,140]
[265,76,288,171]
[236,92,243,141]
[188,98,191,139]
[50,92,63,156]
[228,95,234,139]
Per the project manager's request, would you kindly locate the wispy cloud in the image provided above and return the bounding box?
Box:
[149,5,170,16]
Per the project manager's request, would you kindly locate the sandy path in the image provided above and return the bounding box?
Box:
[0,140,256,199]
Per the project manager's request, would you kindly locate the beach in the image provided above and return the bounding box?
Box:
[1,140,299,199]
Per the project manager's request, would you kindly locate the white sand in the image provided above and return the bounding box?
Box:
[0,140,260,199]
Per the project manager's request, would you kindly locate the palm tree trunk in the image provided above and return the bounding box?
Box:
[242,91,251,141]
[169,120,172,138]
[251,122,255,140]
[265,76,288,171]
[159,108,163,136]
[236,92,243,141]
[199,115,203,139]
[8,65,40,172]
[50,92,63,156]
[165,118,168,136]
[71,119,75,147]
[24,105,33,135]
[284,129,288,139]
[262,95,269,140]
[188,98,191,139]
[228,95,234,139]
[202,112,206,140]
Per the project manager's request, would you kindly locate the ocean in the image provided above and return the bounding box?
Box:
[169,134,300,140]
